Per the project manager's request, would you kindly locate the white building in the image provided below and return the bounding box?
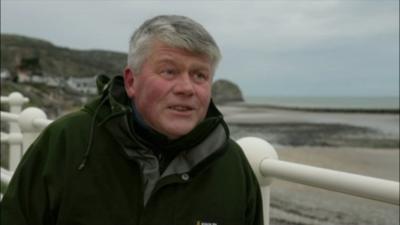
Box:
[46,76,65,87]
[30,75,47,83]
[66,76,97,95]
[0,69,11,81]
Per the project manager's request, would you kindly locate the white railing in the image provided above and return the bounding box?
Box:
[1,92,29,171]
[1,92,53,172]
[237,137,400,225]
[1,92,399,225]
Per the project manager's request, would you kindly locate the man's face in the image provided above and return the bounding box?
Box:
[124,41,213,140]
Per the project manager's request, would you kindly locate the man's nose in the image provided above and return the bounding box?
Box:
[173,73,194,96]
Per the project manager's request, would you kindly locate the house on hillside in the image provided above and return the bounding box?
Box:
[1,69,11,81]
[66,76,98,95]
[46,76,65,87]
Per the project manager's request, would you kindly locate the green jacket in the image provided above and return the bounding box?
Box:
[1,76,263,225]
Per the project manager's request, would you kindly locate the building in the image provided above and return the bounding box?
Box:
[0,69,11,81]
[46,76,65,87]
[66,76,98,95]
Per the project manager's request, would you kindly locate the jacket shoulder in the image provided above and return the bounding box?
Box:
[47,109,92,131]
[225,139,251,164]
[20,109,94,169]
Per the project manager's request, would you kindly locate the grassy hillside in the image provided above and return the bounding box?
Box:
[1,34,127,77]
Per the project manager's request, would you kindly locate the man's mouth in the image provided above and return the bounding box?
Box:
[168,105,194,112]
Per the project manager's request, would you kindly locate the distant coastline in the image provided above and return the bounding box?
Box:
[229,102,400,114]
[235,96,400,114]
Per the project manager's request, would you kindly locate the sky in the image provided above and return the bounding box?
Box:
[1,0,399,97]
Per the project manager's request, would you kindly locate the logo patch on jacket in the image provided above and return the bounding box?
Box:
[196,221,217,225]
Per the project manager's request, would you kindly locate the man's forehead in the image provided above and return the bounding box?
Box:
[149,43,211,67]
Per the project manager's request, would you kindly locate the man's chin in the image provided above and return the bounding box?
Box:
[164,125,196,140]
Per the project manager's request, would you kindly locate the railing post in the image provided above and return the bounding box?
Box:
[7,92,29,171]
[18,107,48,153]
[237,137,278,225]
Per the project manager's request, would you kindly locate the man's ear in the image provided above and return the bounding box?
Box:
[124,67,136,98]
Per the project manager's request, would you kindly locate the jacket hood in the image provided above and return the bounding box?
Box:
[83,75,132,123]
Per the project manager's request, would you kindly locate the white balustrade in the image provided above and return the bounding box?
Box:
[0,111,20,122]
[0,168,13,200]
[0,132,23,144]
[0,92,29,105]
[18,107,52,151]
[238,137,400,225]
[261,158,399,205]
[1,93,52,171]
[1,168,13,186]
[1,92,29,171]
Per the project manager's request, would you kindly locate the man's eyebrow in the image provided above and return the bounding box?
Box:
[191,64,211,72]
[153,56,211,71]
[153,58,178,66]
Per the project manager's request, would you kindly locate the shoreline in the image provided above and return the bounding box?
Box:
[218,103,399,138]
[222,101,400,114]
[228,123,399,149]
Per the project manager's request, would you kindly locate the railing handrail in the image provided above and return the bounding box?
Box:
[1,168,13,186]
[238,137,399,205]
[32,118,53,129]
[237,137,400,225]
[1,109,53,131]
[0,96,8,103]
[261,158,399,205]
[0,132,23,144]
[0,111,20,122]
[0,93,29,104]
[2,93,52,171]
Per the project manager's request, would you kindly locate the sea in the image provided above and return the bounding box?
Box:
[244,96,400,110]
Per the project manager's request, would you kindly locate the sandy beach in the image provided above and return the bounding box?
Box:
[218,104,399,225]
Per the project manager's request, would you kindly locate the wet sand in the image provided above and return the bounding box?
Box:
[217,104,400,225]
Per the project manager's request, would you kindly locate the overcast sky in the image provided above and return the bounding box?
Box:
[1,0,399,97]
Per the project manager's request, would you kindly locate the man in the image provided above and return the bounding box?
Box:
[1,15,263,225]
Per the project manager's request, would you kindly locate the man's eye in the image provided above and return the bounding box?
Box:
[193,72,208,82]
[160,68,176,77]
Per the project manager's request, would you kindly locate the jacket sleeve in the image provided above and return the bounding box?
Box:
[1,124,67,225]
[235,141,264,225]
[245,180,264,225]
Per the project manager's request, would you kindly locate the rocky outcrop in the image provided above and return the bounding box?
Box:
[212,79,244,104]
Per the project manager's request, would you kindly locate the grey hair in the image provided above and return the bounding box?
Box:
[127,15,222,74]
